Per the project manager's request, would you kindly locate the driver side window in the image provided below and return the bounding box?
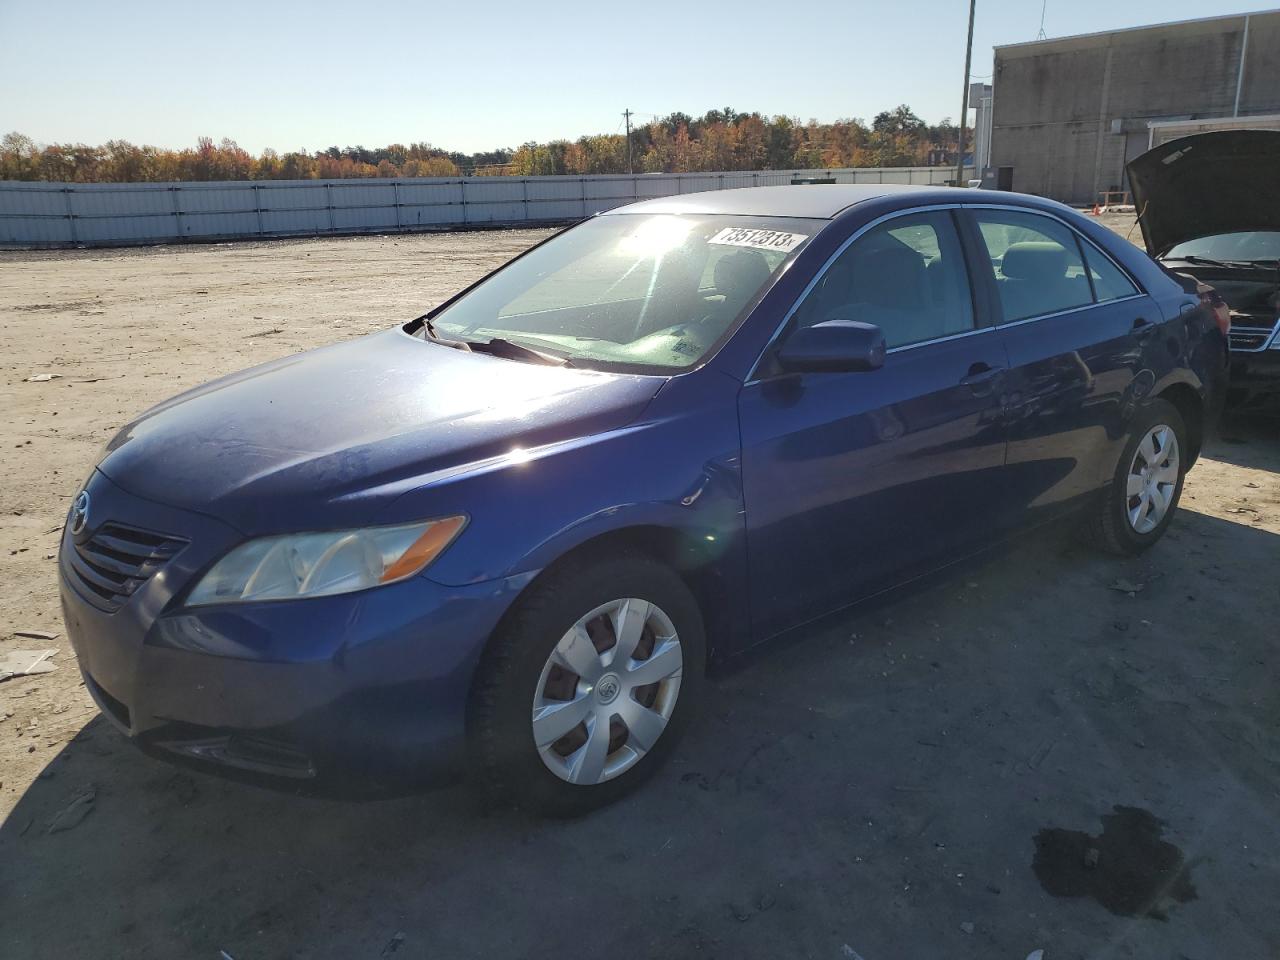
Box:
[792,211,975,349]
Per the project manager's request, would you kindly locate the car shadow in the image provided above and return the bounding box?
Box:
[1208,408,1280,471]
[3,514,1279,959]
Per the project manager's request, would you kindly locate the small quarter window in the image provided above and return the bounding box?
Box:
[1081,241,1140,302]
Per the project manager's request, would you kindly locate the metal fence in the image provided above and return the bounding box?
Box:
[0,166,967,248]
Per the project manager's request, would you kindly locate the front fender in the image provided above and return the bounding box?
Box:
[377,365,746,594]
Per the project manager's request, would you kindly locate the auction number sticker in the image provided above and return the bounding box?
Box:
[708,227,808,253]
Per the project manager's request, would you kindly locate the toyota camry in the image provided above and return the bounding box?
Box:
[60,184,1229,814]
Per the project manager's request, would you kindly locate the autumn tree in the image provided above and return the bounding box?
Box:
[1,106,957,183]
[873,104,927,134]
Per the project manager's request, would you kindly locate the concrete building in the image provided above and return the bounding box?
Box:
[988,9,1280,204]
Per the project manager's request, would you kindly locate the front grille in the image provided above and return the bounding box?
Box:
[67,522,187,611]
[1229,323,1277,352]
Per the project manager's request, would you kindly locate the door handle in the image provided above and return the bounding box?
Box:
[960,362,1006,398]
[960,362,1006,386]
[1132,317,1158,339]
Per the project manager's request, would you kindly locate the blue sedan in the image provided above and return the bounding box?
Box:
[59,185,1229,813]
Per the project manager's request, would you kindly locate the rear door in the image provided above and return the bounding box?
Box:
[738,209,1010,640]
[961,207,1152,522]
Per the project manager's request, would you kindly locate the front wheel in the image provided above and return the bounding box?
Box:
[469,551,705,816]
[1088,399,1187,555]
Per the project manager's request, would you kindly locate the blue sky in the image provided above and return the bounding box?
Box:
[0,0,1257,153]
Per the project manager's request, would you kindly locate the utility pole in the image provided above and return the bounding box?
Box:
[956,0,977,187]
[624,108,634,174]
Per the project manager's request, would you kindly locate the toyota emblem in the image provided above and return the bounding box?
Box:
[70,490,91,536]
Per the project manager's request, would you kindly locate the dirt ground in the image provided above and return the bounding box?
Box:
[1,216,1278,959]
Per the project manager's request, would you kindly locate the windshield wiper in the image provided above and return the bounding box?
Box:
[1164,255,1236,268]
[1166,254,1280,269]
[476,337,572,366]
[1230,258,1280,268]
[421,320,571,366]
[422,317,471,347]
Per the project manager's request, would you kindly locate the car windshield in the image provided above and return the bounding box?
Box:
[426,213,817,372]
[1165,231,1280,263]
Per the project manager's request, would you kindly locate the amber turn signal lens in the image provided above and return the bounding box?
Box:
[380,515,467,582]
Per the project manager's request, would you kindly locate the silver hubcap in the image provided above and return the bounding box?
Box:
[531,598,683,785]
[1126,423,1180,534]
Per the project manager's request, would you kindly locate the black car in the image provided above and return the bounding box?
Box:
[1129,129,1280,407]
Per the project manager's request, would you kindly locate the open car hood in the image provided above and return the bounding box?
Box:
[1126,129,1280,257]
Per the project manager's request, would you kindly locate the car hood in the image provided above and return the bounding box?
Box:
[98,329,663,534]
[1127,129,1280,257]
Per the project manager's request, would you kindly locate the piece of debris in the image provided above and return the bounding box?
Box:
[246,328,284,338]
[959,921,975,935]
[840,945,867,960]
[1109,578,1145,595]
[47,786,96,833]
[0,649,58,682]
[13,629,59,641]
[24,373,61,382]
[1026,951,1045,960]
[381,932,406,956]
[1084,847,1101,868]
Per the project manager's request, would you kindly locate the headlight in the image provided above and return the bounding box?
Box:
[187,516,466,606]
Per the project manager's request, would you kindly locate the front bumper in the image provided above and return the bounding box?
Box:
[1229,348,1280,405]
[60,470,530,797]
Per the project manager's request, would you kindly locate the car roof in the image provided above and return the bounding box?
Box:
[600,183,950,220]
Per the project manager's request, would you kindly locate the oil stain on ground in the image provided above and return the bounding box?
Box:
[1033,806,1197,919]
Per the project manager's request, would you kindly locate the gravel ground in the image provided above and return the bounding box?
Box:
[1,217,1278,959]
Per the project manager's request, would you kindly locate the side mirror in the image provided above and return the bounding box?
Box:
[777,319,886,373]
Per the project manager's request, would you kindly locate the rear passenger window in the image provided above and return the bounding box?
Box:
[791,211,974,349]
[972,211,1093,323]
[1081,241,1140,302]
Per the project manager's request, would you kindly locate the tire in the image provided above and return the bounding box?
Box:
[469,549,705,816]
[1088,399,1188,556]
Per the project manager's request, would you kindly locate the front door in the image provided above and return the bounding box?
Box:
[738,209,1010,640]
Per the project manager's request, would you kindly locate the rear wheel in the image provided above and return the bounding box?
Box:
[470,551,704,816]
[1088,399,1187,555]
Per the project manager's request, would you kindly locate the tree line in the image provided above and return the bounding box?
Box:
[1,106,958,183]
